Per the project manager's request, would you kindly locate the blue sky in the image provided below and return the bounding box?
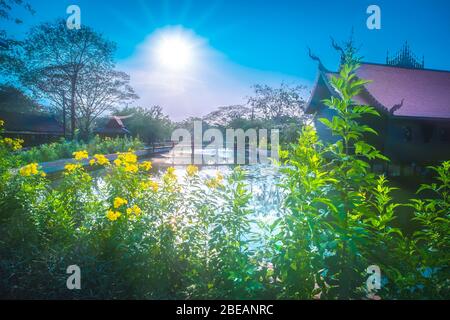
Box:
[4,0,450,120]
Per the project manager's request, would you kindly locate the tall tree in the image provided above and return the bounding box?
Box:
[0,0,34,83]
[76,67,137,138]
[203,105,251,127]
[0,84,43,113]
[20,19,116,138]
[0,0,34,24]
[247,82,307,122]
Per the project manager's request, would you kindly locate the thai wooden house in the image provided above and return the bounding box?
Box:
[95,116,130,138]
[306,43,450,176]
[0,111,64,147]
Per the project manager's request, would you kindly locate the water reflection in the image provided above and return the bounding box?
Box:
[149,148,285,249]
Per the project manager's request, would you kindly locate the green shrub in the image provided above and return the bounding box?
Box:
[18,136,144,164]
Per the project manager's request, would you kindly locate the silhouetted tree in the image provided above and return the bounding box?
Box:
[20,19,118,138]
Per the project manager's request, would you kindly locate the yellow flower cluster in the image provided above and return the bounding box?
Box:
[114,152,139,173]
[186,165,199,177]
[117,152,137,164]
[113,197,128,209]
[90,154,110,166]
[140,179,159,192]
[107,197,142,222]
[19,163,42,177]
[64,163,82,173]
[2,137,24,151]
[106,210,121,221]
[73,150,89,160]
[205,172,224,189]
[126,205,142,218]
[163,167,177,184]
[139,161,152,171]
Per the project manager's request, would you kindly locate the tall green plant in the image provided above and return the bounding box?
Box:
[276,62,396,299]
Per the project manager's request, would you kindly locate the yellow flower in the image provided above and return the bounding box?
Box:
[106,210,121,221]
[118,152,137,164]
[149,180,159,192]
[126,205,142,217]
[205,178,219,189]
[139,161,152,171]
[64,163,82,173]
[205,172,224,189]
[186,165,199,177]
[19,163,39,177]
[73,150,89,161]
[113,197,128,209]
[162,167,177,184]
[89,159,96,166]
[124,163,138,173]
[2,137,23,151]
[140,180,159,192]
[93,154,110,166]
[114,158,122,167]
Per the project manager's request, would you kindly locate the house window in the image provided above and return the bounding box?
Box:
[402,126,412,142]
[439,128,449,142]
[421,124,434,143]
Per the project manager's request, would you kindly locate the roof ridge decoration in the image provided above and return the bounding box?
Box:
[386,41,424,69]
[308,47,329,72]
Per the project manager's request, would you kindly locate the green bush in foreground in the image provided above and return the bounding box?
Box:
[275,62,449,299]
[0,63,448,299]
[17,135,144,164]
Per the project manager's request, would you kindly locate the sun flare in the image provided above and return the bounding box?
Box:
[155,32,194,71]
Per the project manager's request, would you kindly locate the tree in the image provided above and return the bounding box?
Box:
[76,67,138,139]
[20,19,116,138]
[0,84,43,113]
[0,0,34,24]
[247,82,307,122]
[203,105,251,127]
[0,1,34,84]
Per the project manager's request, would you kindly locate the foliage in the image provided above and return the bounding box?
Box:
[17,135,144,164]
[0,119,263,298]
[202,83,311,145]
[0,55,449,301]
[113,106,174,143]
[0,84,43,113]
[19,19,136,138]
[275,62,449,299]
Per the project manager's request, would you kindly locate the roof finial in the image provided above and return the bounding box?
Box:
[386,41,424,69]
[308,47,327,71]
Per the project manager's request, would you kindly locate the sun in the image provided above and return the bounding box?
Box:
[155,32,194,71]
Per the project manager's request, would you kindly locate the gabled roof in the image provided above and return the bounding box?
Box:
[0,111,63,134]
[95,116,130,135]
[307,62,450,120]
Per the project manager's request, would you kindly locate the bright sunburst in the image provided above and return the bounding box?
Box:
[154,31,195,71]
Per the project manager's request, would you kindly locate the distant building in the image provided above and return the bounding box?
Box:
[0,111,64,146]
[306,43,450,176]
[95,116,130,138]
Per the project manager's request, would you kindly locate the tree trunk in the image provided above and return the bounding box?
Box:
[62,94,66,138]
[70,74,77,140]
